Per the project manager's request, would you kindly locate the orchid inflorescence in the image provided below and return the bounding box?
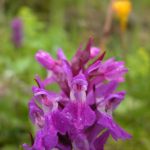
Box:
[11,18,23,48]
[23,37,132,150]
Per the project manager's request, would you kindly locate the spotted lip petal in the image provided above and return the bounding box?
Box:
[51,109,69,135]
[42,134,58,150]
[62,101,95,129]
[99,57,115,73]
[97,113,132,141]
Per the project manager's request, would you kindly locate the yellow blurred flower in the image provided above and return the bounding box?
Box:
[112,0,132,31]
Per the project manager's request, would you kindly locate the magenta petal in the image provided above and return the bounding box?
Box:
[111,91,126,110]
[81,37,94,64]
[116,77,125,82]
[95,80,118,98]
[33,130,44,150]
[102,91,125,105]
[43,76,56,87]
[62,60,73,88]
[99,57,115,73]
[43,113,57,136]
[86,90,95,105]
[97,113,132,141]
[70,42,83,76]
[22,143,32,150]
[106,61,124,72]
[93,130,109,150]
[105,68,129,80]
[72,73,88,87]
[57,47,66,60]
[35,74,44,89]
[23,131,44,150]
[87,124,105,146]
[62,101,95,129]
[84,61,101,78]
[42,134,58,150]
[110,123,132,141]
[88,75,105,92]
[51,110,69,135]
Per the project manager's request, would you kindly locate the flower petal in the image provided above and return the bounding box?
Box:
[62,101,95,129]
[95,80,118,98]
[42,134,58,150]
[57,47,66,60]
[62,60,73,88]
[51,110,69,135]
[93,130,109,150]
[99,57,115,73]
[97,113,132,141]
[84,61,101,78]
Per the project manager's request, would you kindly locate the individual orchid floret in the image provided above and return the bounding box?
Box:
[28,97,45,130]
[62,60,101,129]
[99,58,129,81]
[33,85,69,134]
[23,98,45,150]
[89,57,129,82]
[90,47,101,59]
[96,91,132,140]
[87,80,118,105]
[35,49,70,97]
[95,80,118,104]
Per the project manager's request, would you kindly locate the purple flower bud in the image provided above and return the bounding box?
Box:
[90,47,101,59]
[35,50,55,70]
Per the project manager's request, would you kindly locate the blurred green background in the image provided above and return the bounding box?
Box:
[0,0,150,150]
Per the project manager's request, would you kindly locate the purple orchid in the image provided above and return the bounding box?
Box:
[23,38,132,150]
[11,18,23,48]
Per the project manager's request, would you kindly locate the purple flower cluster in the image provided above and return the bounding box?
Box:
[23,38,132,150]
[11,18,23,48]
